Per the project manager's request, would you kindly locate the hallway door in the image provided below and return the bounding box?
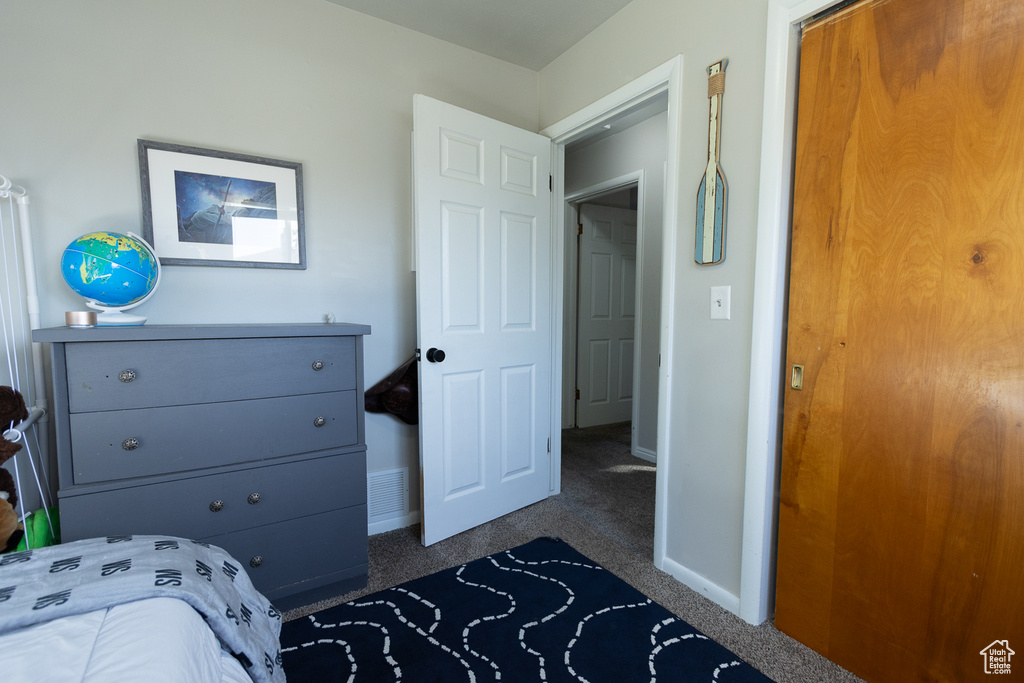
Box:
[576,203,637,428]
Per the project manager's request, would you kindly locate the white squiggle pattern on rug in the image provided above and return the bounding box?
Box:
[565,598,654,682]
[390,587,442,634]
[714,660,744,679]
[501,547,605,682]
[349,595,476,682]
[456,562,517,680]
[649,617,677,646]
[502,548,605,573]
[647,617,714,682]
[486,554,579,681]
[280,615,399,682]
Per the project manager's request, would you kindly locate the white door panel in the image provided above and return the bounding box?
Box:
[414,94,552,546]
[577,204,637,428]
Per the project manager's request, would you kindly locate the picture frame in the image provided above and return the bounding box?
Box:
[138,139,305,269]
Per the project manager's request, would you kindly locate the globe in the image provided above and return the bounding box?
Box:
[60,231,160,326]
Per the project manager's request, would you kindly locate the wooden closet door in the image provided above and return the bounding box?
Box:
[776,0,1024,681]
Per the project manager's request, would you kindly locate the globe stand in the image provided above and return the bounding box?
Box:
[85,301,150,326]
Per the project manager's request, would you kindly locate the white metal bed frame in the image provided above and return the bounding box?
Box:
[0,174,55,545]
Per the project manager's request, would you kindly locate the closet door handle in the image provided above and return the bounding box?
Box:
[791,364,804,390]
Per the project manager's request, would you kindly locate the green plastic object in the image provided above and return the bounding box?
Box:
[14,506,60,552]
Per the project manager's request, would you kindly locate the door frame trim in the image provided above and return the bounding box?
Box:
[542,54,684,575]
[565,172,646,454]
[741,0,848,624]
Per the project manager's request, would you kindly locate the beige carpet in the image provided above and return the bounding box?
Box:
[284,422,864,683]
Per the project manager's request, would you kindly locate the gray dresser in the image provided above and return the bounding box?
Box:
[33,323,371,610]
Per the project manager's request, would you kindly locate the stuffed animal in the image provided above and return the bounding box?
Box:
[0,467,18,511]
[0,474,22,552]
[0,467,22,552]
[0,386,28,552]
[0,386,28,464]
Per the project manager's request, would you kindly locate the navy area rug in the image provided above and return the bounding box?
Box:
[281,537,772,682]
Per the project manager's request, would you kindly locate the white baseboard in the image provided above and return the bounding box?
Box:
[632,446,656,463]
[659,555,741,617]
[368,510,420,536]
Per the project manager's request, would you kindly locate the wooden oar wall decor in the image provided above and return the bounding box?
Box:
[695,59,728,265]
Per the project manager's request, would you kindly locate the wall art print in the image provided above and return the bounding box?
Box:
[139,139,305,269]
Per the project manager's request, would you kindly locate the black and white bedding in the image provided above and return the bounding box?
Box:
[0,535,284,683]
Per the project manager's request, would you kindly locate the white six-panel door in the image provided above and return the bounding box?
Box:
[576,204,637,428]
[413,95,552,546]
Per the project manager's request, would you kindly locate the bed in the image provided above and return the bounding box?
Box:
[0,535,285,683]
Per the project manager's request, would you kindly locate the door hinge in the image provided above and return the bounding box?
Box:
[547,437,551,453]
[577,222,583,236]
[549,175,553,191]
[575,388,580,400]
[415,348,421,361]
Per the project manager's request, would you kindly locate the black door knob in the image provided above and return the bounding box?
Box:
[426,348,446,363]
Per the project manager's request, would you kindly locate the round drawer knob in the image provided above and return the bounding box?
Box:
[118,369,136,383]
[312,360,325,371]
[121,437,140,451]
[314,416,327,428]
[247,492,261,505]
[249,556,263,568]
[209,500,224,512]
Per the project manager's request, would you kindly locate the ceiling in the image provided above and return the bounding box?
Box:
[323,0,635,71]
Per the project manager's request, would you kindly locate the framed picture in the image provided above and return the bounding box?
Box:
[138,139,305,269]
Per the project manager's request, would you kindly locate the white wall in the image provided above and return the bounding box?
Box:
[564,112,666,457]
[0,0,540,516]
[540,0,769,598]
[2,0,782,616]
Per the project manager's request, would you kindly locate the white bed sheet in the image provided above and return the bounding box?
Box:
[0,597,251,683]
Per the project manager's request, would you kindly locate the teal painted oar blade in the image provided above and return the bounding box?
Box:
[695,174,708,262]
[695,166,727,264]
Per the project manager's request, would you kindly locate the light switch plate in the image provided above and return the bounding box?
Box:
[710,285,731,320]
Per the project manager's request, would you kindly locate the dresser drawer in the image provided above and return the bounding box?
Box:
[66,336,356,412]
[38,323,370,608]
[58,450,367,542]
[69,391,358,483]
[203,505,368,598]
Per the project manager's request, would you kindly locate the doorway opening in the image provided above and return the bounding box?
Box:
[550,80,670,564]
[542,54,683,585]
[560,94,666,464]
[561,179,654,551]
